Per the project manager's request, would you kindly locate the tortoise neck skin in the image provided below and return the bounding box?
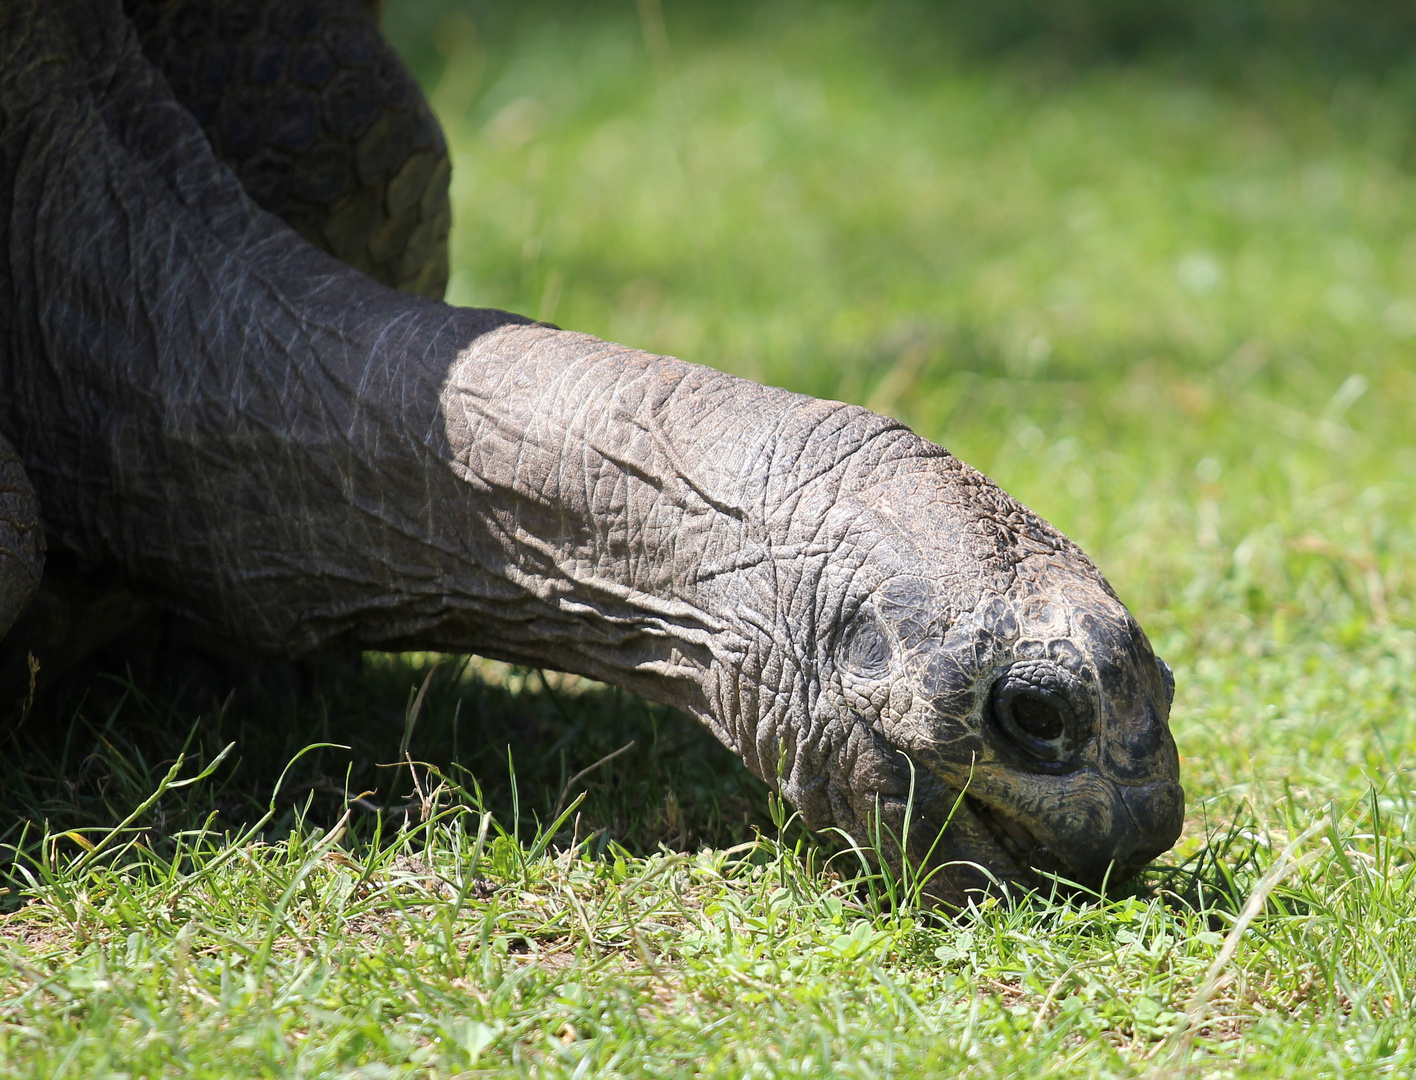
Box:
[0,0,1183,903]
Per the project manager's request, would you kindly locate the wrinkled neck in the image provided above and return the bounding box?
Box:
[431,323,921,760]
[0,0,928,779]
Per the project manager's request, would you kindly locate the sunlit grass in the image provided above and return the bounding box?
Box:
[3,723,1416,1076]
[3,2,1416,1076]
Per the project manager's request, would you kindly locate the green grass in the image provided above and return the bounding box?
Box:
[6,2,1416,1075]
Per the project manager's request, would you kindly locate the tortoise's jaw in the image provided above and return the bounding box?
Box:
[918,777,1183,905]
[900,789,1045,908]
[963,793,1138,895]
[987,779,1181,892]
[964,795,1044,873]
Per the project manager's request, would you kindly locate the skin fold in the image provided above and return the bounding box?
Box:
[0,0,1184,905]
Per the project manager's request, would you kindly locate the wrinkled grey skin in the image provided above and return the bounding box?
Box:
[0,0,1183,904]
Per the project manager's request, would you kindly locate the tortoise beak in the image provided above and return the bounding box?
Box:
[1029,777,1185,890]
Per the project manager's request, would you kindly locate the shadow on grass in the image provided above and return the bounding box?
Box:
[0,653,1279,925]
[0,653,776,906]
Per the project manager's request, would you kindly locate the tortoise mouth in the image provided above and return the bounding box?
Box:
[964,794,1043,875]
[961,789,1175,894]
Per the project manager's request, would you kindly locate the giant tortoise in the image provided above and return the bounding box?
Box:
[0,0,1184,905]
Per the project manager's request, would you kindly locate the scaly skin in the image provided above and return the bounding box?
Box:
[0,435,43,636]
[123,0,451,298]
[0,0,1183,904]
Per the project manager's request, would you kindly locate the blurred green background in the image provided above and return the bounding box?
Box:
[371,0,1416,841]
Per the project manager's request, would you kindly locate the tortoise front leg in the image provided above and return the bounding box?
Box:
[0,434,43,641]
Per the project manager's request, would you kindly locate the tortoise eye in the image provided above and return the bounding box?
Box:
[839,608,891,678]
[1009,691,1069,742]
[990,660,1089,764]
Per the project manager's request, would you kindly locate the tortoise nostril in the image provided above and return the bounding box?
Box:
[990,661,1088,764]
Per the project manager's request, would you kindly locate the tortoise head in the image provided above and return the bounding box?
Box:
[801,447,1184,907]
